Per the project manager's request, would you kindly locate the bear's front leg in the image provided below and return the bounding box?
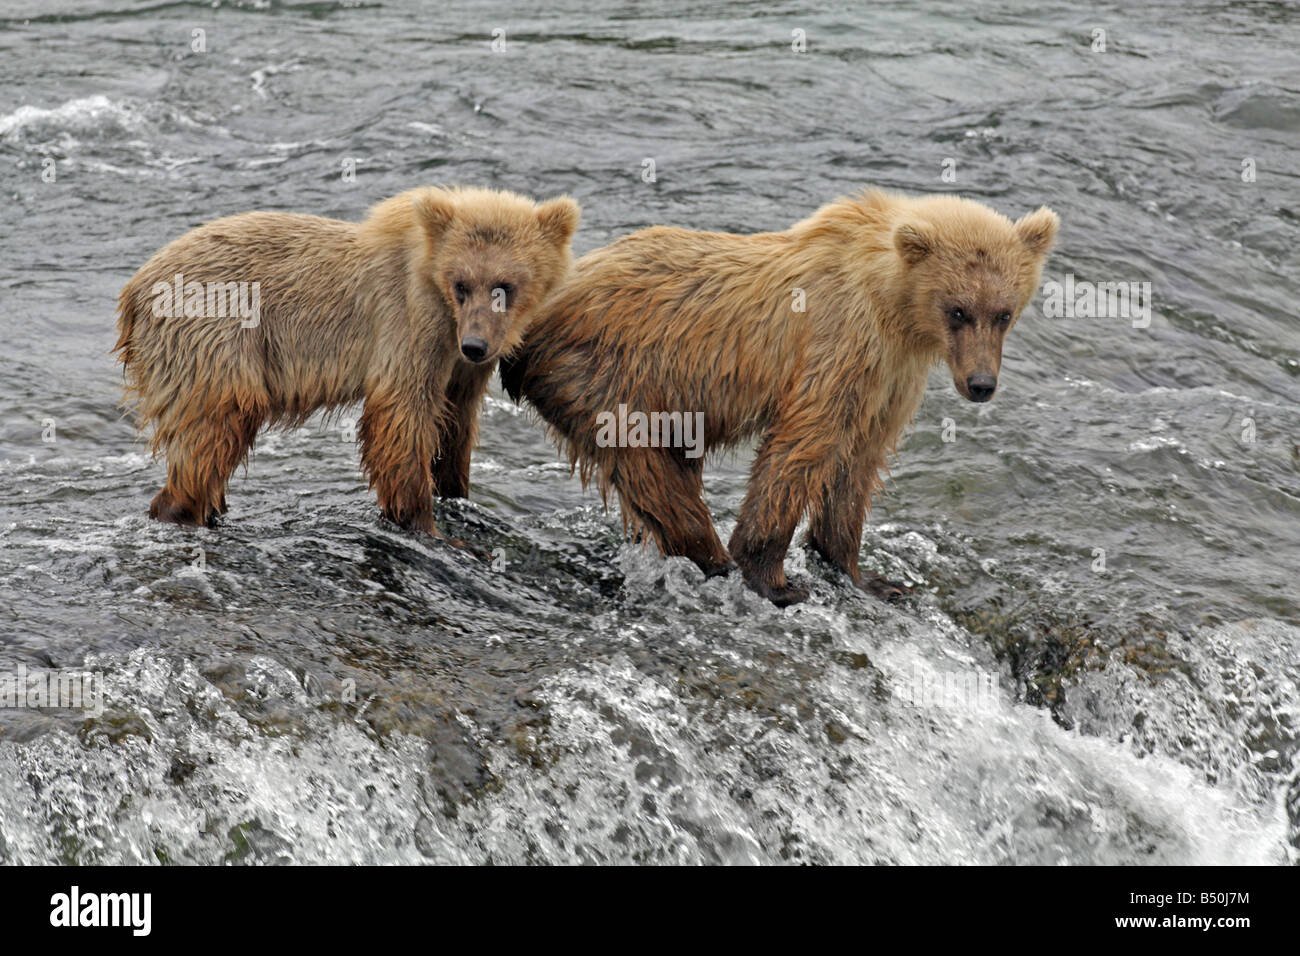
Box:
[728,430,835,607]
[806,457,911,602]
[432,362,494,499]
[359,390,440,535]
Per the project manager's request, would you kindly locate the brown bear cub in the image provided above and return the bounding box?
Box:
[501,190,1058,606]
[116,186,580,539]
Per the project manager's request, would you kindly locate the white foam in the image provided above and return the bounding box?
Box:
[0,94,144,141]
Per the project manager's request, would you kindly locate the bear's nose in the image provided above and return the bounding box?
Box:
[460,337,490,363]
[966,374,997,402]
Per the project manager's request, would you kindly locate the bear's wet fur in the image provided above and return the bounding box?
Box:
[501,189,1057,604]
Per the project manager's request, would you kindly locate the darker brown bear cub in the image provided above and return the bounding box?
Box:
[501,190,1058,605]
[115,187,580,539]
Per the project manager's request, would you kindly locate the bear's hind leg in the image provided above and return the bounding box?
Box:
[150,399,264,527]
[150,480,207,526]
[610,449,733,578]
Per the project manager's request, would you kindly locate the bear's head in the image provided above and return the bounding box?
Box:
[412,187,581,365]
[892,196,1058,403]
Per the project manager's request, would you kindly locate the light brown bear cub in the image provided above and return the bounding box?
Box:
[501,190,1058,605]
[116,186,580,538]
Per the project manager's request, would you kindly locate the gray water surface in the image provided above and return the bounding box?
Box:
[1,0,1298,864]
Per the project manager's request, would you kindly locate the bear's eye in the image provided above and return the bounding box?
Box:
[948,307,969,325]
[996,311,1012,325]
[453,281,469,304]
[494,282,515,303]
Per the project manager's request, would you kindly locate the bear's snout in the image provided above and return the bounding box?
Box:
[460,337,490,363]
[965,374,997,402]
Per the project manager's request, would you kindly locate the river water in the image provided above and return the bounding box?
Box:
[1,0,1297,864]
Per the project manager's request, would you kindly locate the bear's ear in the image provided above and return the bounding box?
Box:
[1015,206,1059,258]
[894,221,936,266]
[536,195,581,248]
[411,191,456,240]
